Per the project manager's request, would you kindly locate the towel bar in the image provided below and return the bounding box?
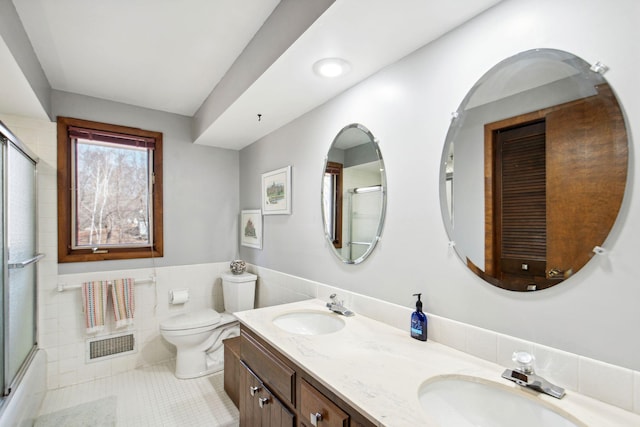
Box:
[57,277,156,292]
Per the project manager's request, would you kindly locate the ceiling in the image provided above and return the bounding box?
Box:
[2,0,503,150]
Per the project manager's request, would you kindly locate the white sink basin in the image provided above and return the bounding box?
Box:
[418,376,584,427]
[272,310,345,335]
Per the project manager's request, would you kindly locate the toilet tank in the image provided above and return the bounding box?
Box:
[222,272,257,313]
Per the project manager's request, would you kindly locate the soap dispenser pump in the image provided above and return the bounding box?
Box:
[411,293,428,341]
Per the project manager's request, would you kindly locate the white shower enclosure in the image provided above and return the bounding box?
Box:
[0,121,40,399]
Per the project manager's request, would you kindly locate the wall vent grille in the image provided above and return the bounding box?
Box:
[86,333,136,362]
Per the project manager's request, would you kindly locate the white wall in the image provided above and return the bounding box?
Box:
[239,0,640,371]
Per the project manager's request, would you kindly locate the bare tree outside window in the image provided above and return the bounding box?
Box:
[74,140,151,247]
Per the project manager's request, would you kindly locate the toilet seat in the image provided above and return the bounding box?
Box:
[160,308,221,333]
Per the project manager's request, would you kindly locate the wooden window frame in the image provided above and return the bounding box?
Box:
[324,161,343,249]
[57,116,163,262]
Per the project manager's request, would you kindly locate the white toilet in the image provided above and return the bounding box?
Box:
[159,272,257,379]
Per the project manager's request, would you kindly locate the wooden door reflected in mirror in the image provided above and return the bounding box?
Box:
[441,49,628,291]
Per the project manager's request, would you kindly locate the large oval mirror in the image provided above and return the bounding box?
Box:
[440,49,628,291]
[322,123,387,264]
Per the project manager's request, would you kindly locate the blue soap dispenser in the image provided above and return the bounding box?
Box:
[411,293,428,341]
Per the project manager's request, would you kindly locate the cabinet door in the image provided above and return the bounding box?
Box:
[240,362,295,427]
[300,379,348,427]
[241,330,295,404]
[224,336,241,408]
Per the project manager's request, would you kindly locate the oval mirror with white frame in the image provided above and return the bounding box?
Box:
[322,123,387,264]
[440,49,628,291]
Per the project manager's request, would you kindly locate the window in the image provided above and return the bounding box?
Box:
[57,117,163,262]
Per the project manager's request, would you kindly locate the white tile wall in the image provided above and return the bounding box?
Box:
[634,371,640,413]
[496,334,534,369]
[46,262,232,389]
[579,357,634,411]
[252,265,320,307]
[435,316,467,352]
[532,344,579,392]
[465,324,498,362]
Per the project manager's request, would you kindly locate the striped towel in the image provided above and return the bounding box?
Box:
[81,281,108,333]
[111,278,135,328]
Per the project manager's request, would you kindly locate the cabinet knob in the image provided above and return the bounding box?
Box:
[258,397,270,408]
[310,412,323,426]
[249,386,261,396]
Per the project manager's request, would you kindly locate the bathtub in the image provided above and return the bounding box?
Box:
[0,349,47,427]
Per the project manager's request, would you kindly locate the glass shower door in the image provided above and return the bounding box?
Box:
[2,130,39,395]
[347,187,383,261]
[0,138,3,392]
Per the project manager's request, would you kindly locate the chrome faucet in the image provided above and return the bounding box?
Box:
[326,294,354,316]
[502,351,565,399]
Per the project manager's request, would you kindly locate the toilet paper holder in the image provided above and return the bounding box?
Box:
[169,288,189,304]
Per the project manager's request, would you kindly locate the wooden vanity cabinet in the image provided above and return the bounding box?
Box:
[223,336,241,408]
[241,328,296,406]
[238,326,376,427]
[300,379,348,427]
[240,361,295,427]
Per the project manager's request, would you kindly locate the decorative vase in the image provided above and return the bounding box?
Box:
[230,259,246,275]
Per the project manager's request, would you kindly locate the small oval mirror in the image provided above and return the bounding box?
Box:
[440,49,628,291]
[322,124,387,264]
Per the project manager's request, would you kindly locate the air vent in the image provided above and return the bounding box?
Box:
[86,333,136,362]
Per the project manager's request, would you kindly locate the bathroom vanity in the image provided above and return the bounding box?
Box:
[231,326,374,426]
[227,299,640,426]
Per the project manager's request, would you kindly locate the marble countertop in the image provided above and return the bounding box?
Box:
[235,299,640,427]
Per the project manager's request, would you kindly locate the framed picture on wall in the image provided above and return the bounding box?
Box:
[261,165,292,215]
[240,209,262,249]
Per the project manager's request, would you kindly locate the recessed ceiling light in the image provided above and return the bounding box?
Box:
[313,58,351,78]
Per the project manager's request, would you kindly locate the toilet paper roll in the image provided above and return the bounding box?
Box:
[169,288,189,304]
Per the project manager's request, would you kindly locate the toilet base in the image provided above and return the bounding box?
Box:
[174,319,239,379]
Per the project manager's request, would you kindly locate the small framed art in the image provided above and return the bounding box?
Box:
[240,209,262,249]
[261,166,292,215]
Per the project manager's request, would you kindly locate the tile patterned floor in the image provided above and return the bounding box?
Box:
[37,360,239,426]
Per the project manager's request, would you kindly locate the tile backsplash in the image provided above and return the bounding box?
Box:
[40,261,639,416]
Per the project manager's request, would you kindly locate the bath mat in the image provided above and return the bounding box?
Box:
[35,396,117,427]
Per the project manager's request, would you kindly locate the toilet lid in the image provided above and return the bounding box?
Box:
[160,308,222,331]
[222,272,257,282]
